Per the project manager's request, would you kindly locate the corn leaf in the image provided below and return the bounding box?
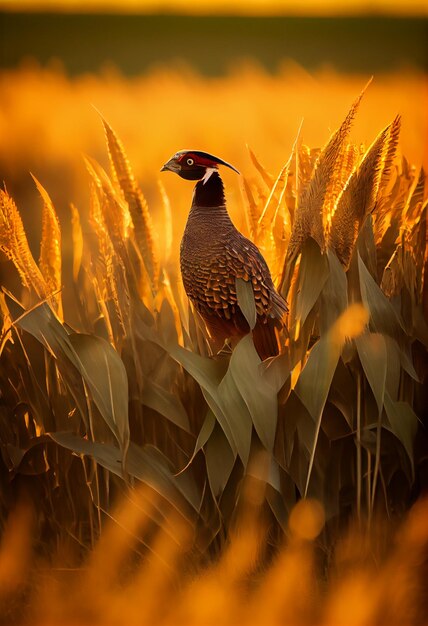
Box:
[169,343,251,463]
[260,352,291,394]
[355,332,387,414]
[217,366,253,466]
[50,433,201,514]
[290,237,329,338]
[68,333,129,459]
[384,336,401,401]
[358,253,404,340]
[295,331,342,425]
[319,249,348,334]
[205,422,236,497]
[142,379,190,433]
[295,304,368,495]
[177,410,216,475]
[230,334,277,452]
[383,393,418,480]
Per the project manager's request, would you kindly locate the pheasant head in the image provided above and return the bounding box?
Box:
[161,150,240,182]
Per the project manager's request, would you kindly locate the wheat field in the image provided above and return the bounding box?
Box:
[0,64,427,624]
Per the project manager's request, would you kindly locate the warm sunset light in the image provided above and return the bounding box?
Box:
[1,0,427,623]
[2,0,428,13]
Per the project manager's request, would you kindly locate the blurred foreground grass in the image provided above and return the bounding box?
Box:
[1,491,428,625]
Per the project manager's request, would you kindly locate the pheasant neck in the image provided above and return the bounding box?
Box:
[192,171,226,208]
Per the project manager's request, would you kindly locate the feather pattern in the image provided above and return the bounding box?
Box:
[180,172,287,359]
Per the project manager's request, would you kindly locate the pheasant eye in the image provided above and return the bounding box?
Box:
[186,158,194,166]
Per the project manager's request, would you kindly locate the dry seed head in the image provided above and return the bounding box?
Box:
[70,203,83,282]
[329,120,397,267]
[324,142,359,233]
[88,183,123,328]
[0,188,48,298]
[85,154,131,241]
[101,115,159,292]
[33,175,62,316]
[287,82,368,265]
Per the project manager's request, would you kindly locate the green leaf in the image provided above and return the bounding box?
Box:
[142,379,190,432]
[217,365,253,466]
[358,253,404,340]
[399,346,419,382]
[355,216,377,278]
[259,353,291,394]
[176,410,216,475]
[246,452,281,492]
[236,277,257,330]
[158,297,179,346]
[12,301,89,425]
[266,485,289,530]
[355,332,387,414]
[319,249,348,334]
[168,342,253,465]
[328,358,356,428]
[295,334,341,423]
[290,238,329,336]
[50,432,201,515]
[360,427,378,454]
[294,303,368,496]
[168,344,239,454]
[384,393,418,479]
[168,344,224,394]
[13,300,81,369]
[205,423,236,497]
[230,335,278,452]
[68,333,129,457]
[275,391,306,469]
[384,336,401,401]
[12,301,131,460]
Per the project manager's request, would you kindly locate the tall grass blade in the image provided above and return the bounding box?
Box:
[247,144,274,188]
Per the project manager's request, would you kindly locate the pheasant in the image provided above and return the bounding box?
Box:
[161,150,287,360]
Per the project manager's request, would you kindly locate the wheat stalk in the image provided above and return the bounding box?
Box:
[0,188,48,299]
[100,116,159,293]
[329,117,399,267]
[32,175,63,316]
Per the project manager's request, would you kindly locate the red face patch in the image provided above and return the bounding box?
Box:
[177,152,218,168]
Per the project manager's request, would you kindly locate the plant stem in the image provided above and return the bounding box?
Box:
[356,370,362,521]
[371,411,382,511]
[366,450,372,524]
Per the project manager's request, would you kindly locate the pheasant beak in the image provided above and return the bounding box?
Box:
[160,158,180,173]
